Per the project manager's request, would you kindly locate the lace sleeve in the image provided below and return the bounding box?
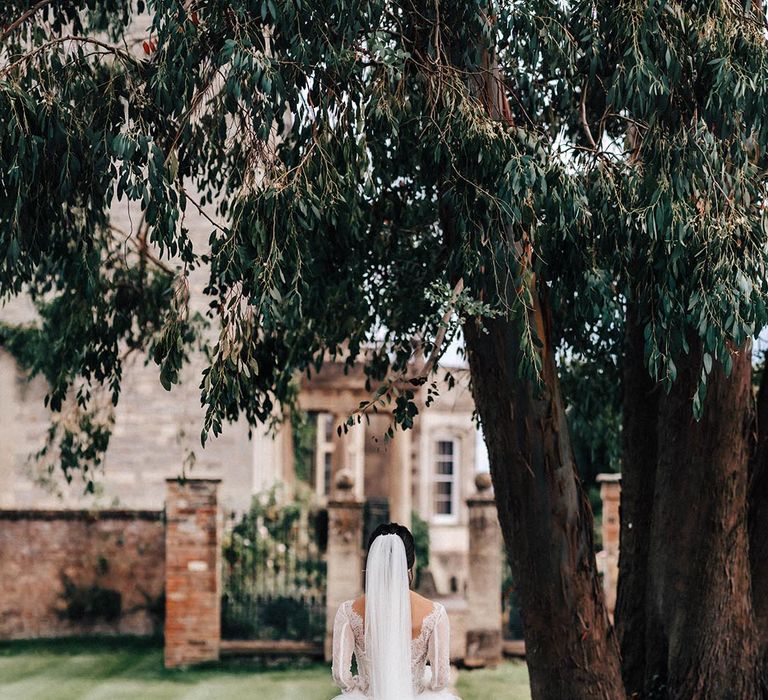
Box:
[331,602,357,691]
[427,604,451,691]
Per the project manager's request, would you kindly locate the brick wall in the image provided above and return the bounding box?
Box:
[0,510,164,639]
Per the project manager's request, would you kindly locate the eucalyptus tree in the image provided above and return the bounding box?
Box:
[2,1,768,699]
[573,2,768,697]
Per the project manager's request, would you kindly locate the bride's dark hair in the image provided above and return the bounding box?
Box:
[366,522,415,569]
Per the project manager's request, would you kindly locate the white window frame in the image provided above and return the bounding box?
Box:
[431,435,460,524]
[314,413,336,499]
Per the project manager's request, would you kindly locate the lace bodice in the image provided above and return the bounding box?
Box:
[331,599,451,697]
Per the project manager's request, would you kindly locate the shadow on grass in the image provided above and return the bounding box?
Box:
[0,636,329,680]
[0,636,530,700]
[0,635,163,655]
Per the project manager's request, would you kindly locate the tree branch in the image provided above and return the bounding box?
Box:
[1,35,140,78]
[414,277,464,380]
[0,0,56,44]
[109,224,174,275]
[579,83,598,150]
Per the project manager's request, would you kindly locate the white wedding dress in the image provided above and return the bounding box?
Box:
[330,533,461,700]
[331,599,459,700]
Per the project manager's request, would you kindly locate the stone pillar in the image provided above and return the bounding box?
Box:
[597,473,621,620]
[349,423,366,502]
[164,478,222,668]
[330,417,366,503]
[465,473,502,667]
[388,428,412,528]
[325,471,364,661]
[280,417,297,495]
[329,412,347,500]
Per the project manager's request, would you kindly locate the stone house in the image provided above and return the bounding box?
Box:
[0,340,483,598]
[0,199,486,601]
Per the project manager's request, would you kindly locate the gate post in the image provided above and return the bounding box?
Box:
[325,469,364,661]
[164,478,222,668]
[596,473,621,620]
[465,473,502,667]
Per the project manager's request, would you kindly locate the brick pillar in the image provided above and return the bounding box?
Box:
[465,472,502,667]
[596,473,621,620]
[164,478,222,668]
[324,470,364,661]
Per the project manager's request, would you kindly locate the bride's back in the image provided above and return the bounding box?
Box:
[351,590,437,641]
[330,523,458,698]
[332,593,453,698]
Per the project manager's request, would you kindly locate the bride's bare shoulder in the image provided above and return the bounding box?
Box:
[410,591,438,617]
[351,595,365,616]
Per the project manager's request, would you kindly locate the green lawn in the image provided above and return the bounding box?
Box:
[0,638,530,700]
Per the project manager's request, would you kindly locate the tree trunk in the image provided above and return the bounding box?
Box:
[643,339,761,699]
[749,364,768,688]
[459,12,624,696]
[615,305,659,697]
[463,283,626,700]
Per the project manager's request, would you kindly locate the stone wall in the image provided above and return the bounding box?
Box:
[0,195,255,514]
[0,509,164,639]
[0,348,255,515]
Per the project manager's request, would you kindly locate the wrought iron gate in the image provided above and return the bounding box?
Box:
[363,497,390,548]
[221,495,328,642]
[502,558,524,640]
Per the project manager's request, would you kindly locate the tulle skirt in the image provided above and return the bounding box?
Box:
[330,692,460,700]
[330,666,461,699]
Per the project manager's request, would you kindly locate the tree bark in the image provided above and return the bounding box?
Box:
[643,339,761,699]
[749,364,768,688]
[615,305,660,697]
[463,283,626,700]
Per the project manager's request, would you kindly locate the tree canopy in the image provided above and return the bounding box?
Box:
[1,0,767,473]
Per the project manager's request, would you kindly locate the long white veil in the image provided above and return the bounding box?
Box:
[364,533,414,700]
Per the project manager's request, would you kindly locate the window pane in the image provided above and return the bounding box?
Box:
[434,440,456,517]
[323,452,332,495]
[324,414,334,442]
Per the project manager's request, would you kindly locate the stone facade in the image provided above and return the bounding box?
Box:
[0,192,256,513]
[0,509,164,639]
[164,479,222,668]
[0,325,254,514]
[297,362,481,597]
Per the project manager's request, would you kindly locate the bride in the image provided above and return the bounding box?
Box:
[331,522,461,700]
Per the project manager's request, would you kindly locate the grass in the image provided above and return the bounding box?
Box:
[456,661,531,700]
[0,637,531,700]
